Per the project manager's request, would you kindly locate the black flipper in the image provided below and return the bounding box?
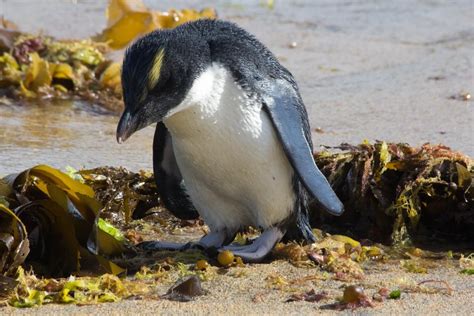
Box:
[259,80,344,216]
[153,122,199,220]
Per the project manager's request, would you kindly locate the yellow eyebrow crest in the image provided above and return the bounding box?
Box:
[148,49,165,90]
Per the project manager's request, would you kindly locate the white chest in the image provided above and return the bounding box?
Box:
[163,64,295,231]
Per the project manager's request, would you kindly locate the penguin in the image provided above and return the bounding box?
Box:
[116,19,344,262]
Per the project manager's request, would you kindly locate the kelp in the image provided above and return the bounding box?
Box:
[78,167,161,227]
[6,268,206,308]
[0,34,123,111]
[0,0,216,111]
[0,205,29,275]
[8,267,152,307]
[0,165,127,277]
[0,164,209,282]
[312,142,473,247]
[94,0,216,49]
[272,237,378,279]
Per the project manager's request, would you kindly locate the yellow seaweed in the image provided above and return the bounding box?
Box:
[1,165,127,276]
[95,0,216,49]
[0,204,29,276]
[22,52,52,92]
[100,62,122,94]
[0,53,21,87]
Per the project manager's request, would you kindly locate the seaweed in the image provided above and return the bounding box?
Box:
[0,165,126,277]
[312,142,473,248]
[7,267,152,307]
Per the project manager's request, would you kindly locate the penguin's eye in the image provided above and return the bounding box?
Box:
[149,67,179,96]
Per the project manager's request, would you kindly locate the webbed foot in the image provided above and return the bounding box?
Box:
[221,227,284,262]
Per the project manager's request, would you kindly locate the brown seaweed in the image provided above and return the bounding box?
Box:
[312,142,473,248]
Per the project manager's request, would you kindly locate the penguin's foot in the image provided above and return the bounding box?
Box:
[221,227,284,262]
[196,230,229,248]
[137,230,229,251]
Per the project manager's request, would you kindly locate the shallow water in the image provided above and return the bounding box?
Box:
[0,0,473,175]
[0,100,155,174]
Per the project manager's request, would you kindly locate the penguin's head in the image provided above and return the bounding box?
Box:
[116,28,210,143]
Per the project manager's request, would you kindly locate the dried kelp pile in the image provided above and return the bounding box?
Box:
[0,165,206,278]
[80,167,161,226]
[5,268,147,307]
[79,167,202,247]
[0,33,124,111]
[0,0,216,112]
[312,142,473,247]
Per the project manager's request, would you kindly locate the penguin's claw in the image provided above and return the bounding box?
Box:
[221,227,284,262]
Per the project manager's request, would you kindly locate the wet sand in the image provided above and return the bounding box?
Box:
[0,0,473,314]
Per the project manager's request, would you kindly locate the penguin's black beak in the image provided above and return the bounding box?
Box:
[116,110,136,143]
[117,105,168,143]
